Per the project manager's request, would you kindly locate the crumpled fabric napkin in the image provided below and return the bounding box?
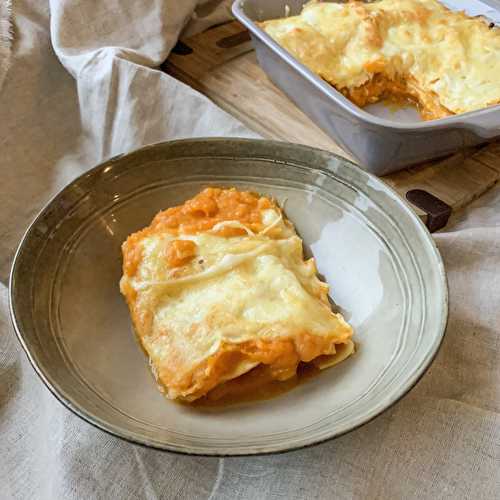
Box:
[1,0,499,498]
[0,0,12,93]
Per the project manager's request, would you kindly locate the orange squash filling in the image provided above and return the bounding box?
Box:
[339,73,452,120]
[151,187,273,236]
[168,333,345,402]
[122,187,275,277]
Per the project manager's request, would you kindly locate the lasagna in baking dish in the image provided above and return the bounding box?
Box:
[120,188,354,402]
[259,0,500,119]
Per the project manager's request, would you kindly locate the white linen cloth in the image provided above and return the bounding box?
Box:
[1,1,499,498]
[0,0,12,93]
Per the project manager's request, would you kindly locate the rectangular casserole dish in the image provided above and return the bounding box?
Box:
[232,0,500,175]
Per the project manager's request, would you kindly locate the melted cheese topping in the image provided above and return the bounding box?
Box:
[120,188,354,401]
[260,0,500,119]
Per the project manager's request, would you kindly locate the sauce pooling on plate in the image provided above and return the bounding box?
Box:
[190,342,355,409]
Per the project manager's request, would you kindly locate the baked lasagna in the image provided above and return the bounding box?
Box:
[120,187,354,402]
[259,0,500,119]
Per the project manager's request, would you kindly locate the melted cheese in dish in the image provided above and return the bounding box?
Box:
[120,188,354,402]
[259,0,500,119]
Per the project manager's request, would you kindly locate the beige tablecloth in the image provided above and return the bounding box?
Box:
[1,1,499,498]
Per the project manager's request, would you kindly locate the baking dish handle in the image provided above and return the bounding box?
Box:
[457,107,500,139]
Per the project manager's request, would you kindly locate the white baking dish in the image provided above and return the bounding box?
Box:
[233,0,500,174]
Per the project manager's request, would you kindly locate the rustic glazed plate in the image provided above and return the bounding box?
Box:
[9,139,448,456]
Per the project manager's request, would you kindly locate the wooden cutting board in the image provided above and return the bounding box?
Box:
[162,21,500,231]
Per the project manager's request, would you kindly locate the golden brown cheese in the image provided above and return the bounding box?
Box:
[259,0,500,119]
[120,188,354,402]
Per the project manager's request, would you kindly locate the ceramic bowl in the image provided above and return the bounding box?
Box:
[10,139,448,455]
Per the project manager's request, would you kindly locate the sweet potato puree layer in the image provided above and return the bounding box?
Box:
[341,73,452,120]
[152,187,273,235]
[122,188,275,276]
[175,334,341,401]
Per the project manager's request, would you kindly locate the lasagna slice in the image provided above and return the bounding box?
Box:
[259,0,500,119]
[120,187,354,402]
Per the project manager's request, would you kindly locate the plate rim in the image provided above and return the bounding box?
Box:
[9,138,449,456]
